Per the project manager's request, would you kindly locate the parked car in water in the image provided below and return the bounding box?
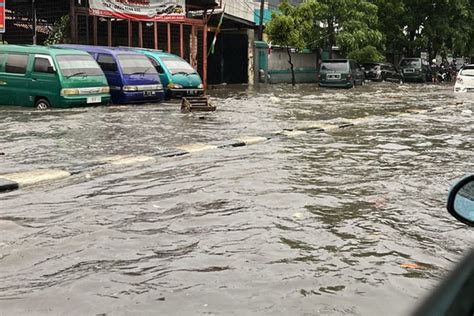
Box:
[131,48,204,99]
[318,59,365,88]
[454,64,474,93]
[362,62,403,83]
[0,45,110,109]
[398,57,432,82]
[53,45,164,104]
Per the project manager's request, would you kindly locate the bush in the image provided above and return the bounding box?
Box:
[348,45,385,63]
[44,15,70,46]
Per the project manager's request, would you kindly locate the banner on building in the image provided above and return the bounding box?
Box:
[0,0,5,33]
[89,0,186,22]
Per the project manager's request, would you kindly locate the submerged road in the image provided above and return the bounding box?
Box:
[0,82,473,315]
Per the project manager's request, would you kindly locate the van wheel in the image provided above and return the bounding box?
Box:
[35,98,51,110]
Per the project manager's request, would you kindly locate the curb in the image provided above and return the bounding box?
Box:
[0,169,71,193]
[0,178,19,193]
[0,104,457,194]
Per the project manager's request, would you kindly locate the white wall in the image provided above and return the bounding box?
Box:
[221,0,254,22]
[268,49,318,70]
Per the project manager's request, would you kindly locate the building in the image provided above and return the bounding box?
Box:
[1,0,256,87]
[252,0,318,84]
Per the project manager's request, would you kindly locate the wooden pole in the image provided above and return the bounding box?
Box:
[203,24,208,90]
[258,0,265,41]
[191,25,196,68]
[154,22,158,50]
[138,21,143,48]
[180,24,184,58]
[93,16,98,45]
[128,19,132,47]
[69,0,76,43]
[32,0,37,45]
[107,19,112,47]
[167,23,171,53]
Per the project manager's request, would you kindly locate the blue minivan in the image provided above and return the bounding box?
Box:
[53,45,165,104]
[131,49,204,98]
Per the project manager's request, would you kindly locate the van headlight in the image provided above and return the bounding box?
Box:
[61,88,80,96]
[123,85,138,92]
[168,83,183,89]
[100,86,110,93]
[197,83,203,89]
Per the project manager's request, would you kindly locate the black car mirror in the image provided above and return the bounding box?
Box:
[447,175,474,226]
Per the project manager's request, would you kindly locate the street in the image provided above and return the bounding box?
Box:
[0,82,473,315]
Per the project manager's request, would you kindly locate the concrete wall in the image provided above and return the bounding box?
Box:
[267,48,318,83]
[222,0,254,22]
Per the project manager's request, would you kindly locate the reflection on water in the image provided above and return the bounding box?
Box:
[0,83,473,315]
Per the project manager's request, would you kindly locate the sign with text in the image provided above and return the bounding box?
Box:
[0,0,5,33]
[89,0,185,22]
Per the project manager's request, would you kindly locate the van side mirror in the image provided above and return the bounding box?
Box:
[447,174,474,226]
[156,65,164,74]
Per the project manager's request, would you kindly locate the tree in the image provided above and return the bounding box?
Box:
[295,0,384,59]
[348,45,385,63]
[375,0,474,61]
[266,0,305,86]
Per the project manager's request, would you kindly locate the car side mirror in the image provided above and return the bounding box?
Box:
[47,66,56,74]
[447,174,474,226]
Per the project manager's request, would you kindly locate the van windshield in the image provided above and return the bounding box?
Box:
[117,54,158,75]
[321,62,348,72]
[57,55,104,77]
[161,57,196,75]
[400,59,421,68]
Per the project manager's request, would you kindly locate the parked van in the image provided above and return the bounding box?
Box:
[131,48,203,98]
[318,59,365,88]
[398,57,432,82]
[0,45,110,109]
[54,45,165,104]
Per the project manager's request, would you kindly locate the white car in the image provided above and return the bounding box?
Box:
[454,64,474,93]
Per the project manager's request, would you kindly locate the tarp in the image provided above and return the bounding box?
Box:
[89,0,185,21]
[0,0,5,33]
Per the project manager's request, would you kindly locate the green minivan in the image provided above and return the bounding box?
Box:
[131,48,204,99]
[0,45,110,109]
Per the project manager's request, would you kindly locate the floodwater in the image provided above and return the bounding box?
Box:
[0,82,473,315]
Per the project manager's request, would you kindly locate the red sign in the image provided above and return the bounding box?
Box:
[89,0,185,22]
[0,0,5,33]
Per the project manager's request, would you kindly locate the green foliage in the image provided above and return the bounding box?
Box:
[266,0,474,61]
[348,45,385,63]
[44,15,70,46]
[267,0,384,59]
[375,0,474,58]
[265,0,304,50]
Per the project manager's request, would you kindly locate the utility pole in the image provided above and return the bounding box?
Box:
[258,0,264,41]
[32,0,36,44]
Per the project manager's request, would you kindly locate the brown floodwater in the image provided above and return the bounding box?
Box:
[0,82,473,315]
